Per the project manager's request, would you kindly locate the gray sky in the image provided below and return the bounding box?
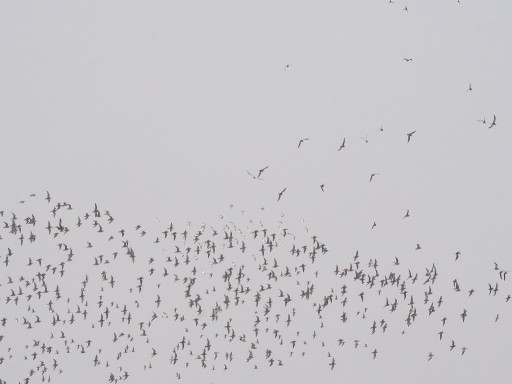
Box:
[1,1,512,383]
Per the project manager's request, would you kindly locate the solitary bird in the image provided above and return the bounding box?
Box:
[338,138,346,151]
[277,188,287,201]
[407,131,416,143]
[488,115,497,129]
[257,166,269,178]
[298,138,309,148]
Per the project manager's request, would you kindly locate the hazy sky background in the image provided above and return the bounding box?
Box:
[1,1,512,383]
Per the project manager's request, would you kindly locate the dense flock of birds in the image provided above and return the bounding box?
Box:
[0,182,509,384]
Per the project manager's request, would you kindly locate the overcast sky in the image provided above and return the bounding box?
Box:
[1,1,512,383]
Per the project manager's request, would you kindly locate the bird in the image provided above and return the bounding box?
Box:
[257,166,269,178]
[277,188,287,201]
[320,184,325,192]
[298,138,309,148]
[488,115,497,129]
[338,138,346,151]
[461,309,468,322]
[407,131,416,143]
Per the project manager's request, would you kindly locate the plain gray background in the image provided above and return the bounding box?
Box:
[1,1,512,383]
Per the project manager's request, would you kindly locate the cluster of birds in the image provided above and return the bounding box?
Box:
[0,189,510,384]
[0,4,506,384]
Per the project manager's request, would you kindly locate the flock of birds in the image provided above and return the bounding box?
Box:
[0,60,506,384]
[0,3,506,384]
[0,181,509,383]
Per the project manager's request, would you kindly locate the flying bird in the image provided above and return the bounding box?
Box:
[257,166,269,178]
[298,138,309,148]
[488,115,497,129]
[338,138,346,151]
[277,188,287,201]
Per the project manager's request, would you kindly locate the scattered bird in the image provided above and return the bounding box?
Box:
[488,115,497,129]
[257,166,269,178]
[298,138,309,148]
[277,188,287,201]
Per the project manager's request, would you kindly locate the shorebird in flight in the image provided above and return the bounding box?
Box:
[407,131,416,143]
[277,188,287,201]
[298,138,309,148]
[488,115,497,129]
[338,138,346,151]
[257,166,269,178]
